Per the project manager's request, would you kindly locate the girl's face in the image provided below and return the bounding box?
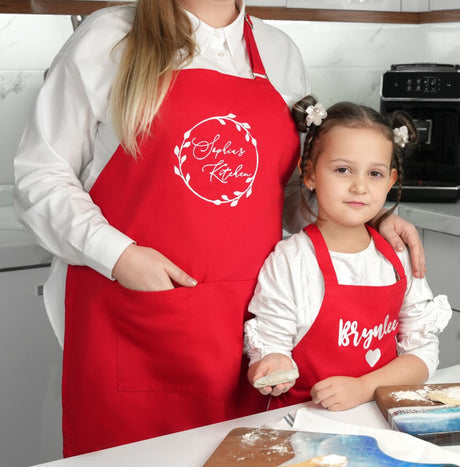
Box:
[305,126,397,230]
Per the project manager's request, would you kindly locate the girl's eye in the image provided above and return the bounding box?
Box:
[370,170,384,177]
[336,167,350,174]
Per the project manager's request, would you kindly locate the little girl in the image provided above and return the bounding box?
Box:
[244,96,452,411]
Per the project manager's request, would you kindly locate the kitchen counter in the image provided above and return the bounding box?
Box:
[397,200,460,237]
[30,364,460,466]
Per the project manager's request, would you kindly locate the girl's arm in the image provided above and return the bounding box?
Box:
[312,251,452,411]
[311,354,428,411]
[244,239,306,394]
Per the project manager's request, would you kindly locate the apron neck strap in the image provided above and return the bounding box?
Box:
[244,15,268,79]
[366,225,406,282]
[304,224,339,284]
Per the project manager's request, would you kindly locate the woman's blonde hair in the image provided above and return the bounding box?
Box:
[111,0,197,156]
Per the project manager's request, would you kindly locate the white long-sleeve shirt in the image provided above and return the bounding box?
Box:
[244,230,452,378]
[13,2,309,346]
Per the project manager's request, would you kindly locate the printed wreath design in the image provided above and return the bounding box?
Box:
[173,114,258,207]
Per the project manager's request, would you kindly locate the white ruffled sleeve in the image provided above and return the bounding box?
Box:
[396,250,453,377]
[244,240,299,366]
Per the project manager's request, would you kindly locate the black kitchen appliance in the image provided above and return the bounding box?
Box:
[380,63,460,202]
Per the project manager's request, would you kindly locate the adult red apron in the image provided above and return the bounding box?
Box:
[62,17,300,457]
[271,224,407,409]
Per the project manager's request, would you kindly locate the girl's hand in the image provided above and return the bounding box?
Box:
[247,353,296,396]
[311,376,372,411]
[377,213,426,278]
[112,244,197,291]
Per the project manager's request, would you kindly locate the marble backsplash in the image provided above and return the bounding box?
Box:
[1,12,460,185]
[0,14,73,185]
[272,19,460,108]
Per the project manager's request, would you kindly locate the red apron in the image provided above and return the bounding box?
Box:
[62,17,300,457]
[271,224,407,409]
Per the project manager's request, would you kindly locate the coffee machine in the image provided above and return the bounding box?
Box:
[380,63,460,202]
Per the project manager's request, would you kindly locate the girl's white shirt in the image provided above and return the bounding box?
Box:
[13,2,309,346]
[244,231,452,378]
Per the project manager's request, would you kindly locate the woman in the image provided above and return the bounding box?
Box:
[14,0,425,457]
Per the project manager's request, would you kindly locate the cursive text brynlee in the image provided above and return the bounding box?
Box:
[338,314,398,349]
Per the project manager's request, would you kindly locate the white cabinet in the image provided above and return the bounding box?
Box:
[286,0,401,11]
[0,266,62,467]
[423,229,460,312]
[401,0,430,11]
[430,0,460,10]
[438,309,460,368]
[422,229,460,369]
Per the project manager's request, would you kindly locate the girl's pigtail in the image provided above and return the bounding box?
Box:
[390,110,418,206]
[291,95,321,221]
[292,95,319,133]
[374,110,417,230]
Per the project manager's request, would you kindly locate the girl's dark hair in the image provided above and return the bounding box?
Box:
[292,95,417,229]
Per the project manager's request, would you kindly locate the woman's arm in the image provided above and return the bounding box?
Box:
[374,210,426,278]
[13,11,132,279]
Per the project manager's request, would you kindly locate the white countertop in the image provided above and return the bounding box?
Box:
[397,199,460,237]
[31,364,460,467]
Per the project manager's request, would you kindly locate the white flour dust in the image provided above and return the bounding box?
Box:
[389,387,430,402]
[234,428,291,463]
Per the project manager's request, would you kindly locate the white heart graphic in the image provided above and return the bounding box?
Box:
[365,349,381,368]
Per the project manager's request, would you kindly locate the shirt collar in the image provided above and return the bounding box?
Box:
[185,0,246,57]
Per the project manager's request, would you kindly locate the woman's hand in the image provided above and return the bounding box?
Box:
[112,244,197,291]
[377,213,426,278]
[247,353,296,396]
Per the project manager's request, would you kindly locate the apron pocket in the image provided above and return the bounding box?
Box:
[114,280,255,402]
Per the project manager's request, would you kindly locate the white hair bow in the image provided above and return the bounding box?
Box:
[305,103,327,127]
[393,126,409,147]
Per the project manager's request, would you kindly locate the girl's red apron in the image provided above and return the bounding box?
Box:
[271,224,407,409]
[62,17,300,457]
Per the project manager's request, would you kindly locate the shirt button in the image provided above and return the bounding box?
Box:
[218,52,225,57]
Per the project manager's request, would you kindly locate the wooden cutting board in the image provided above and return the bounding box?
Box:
[375,382,460,445]
[203,427,459,466]
[203,428,294,466]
